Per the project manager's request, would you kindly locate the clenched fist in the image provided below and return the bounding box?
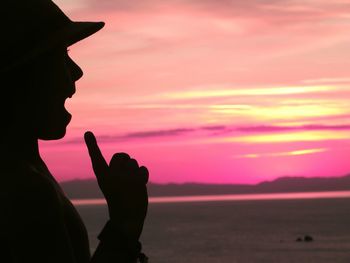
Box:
[84,131,148,242]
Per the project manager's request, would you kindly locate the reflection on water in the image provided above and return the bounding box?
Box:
[71,191,350,206]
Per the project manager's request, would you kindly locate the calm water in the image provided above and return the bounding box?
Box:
[72,190,350,206]
[74,192,350,262]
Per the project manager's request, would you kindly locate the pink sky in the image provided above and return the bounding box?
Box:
[41,0,350,184]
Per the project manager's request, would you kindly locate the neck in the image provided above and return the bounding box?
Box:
[2,130,42,164]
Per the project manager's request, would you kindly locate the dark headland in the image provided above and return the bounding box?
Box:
[60,174,350,199]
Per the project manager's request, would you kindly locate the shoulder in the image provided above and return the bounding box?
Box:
[0,160,64,236]
[0,161,81,262]
[1,160,60,202]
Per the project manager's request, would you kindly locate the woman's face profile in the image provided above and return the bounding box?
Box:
[29,46,84,140]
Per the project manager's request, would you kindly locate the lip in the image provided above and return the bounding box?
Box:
[67,91,75,98]
[63,91,75,106]
[66,84,76,99]
[65,110,72,123]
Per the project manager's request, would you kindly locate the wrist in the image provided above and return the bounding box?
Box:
[98,220,147,262]
[108,211,144,241]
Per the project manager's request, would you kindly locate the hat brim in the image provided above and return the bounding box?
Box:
[67,21,105,46]
[1,21,105,73]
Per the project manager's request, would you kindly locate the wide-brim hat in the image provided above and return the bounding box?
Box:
[1,0,104,73]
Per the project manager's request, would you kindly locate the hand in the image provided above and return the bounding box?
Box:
[84,131,148,241]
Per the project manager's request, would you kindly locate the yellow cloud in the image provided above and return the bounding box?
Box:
[234,148,328,159]
[222,131,349,144]
[288,148,327,155]
[210,104,347,120]
[164,85,335,99]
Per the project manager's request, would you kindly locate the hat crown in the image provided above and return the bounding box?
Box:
[2,0,72,72]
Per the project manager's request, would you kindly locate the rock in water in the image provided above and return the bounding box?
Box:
[304,235,313,242]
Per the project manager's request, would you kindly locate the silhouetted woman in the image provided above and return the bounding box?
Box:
[1,1,148,262]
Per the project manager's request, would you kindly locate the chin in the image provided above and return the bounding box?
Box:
[38,119,70,140]
[37,111,72,140]
[39,127,67,140]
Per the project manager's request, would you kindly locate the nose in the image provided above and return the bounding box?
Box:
[67,56,83,82]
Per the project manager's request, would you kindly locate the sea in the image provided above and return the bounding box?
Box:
[74,191,350,263]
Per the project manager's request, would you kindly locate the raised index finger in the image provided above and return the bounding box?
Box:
[84,131,108,180]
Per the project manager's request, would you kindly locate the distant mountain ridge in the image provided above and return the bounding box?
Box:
[60,174,350,199]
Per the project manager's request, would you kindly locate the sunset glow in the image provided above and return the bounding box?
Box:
[41,0,350,184]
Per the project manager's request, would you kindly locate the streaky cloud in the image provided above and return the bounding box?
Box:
[164,85,334,99]
[236,124,350,133]
[234,148,328,159]
[63,127,196,144]
[62,123,350,145]
[200,125,227,131]
[303,77,350,85]
[125,128,194,138]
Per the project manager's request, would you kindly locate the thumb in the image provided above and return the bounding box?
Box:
[84,131,108,180]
